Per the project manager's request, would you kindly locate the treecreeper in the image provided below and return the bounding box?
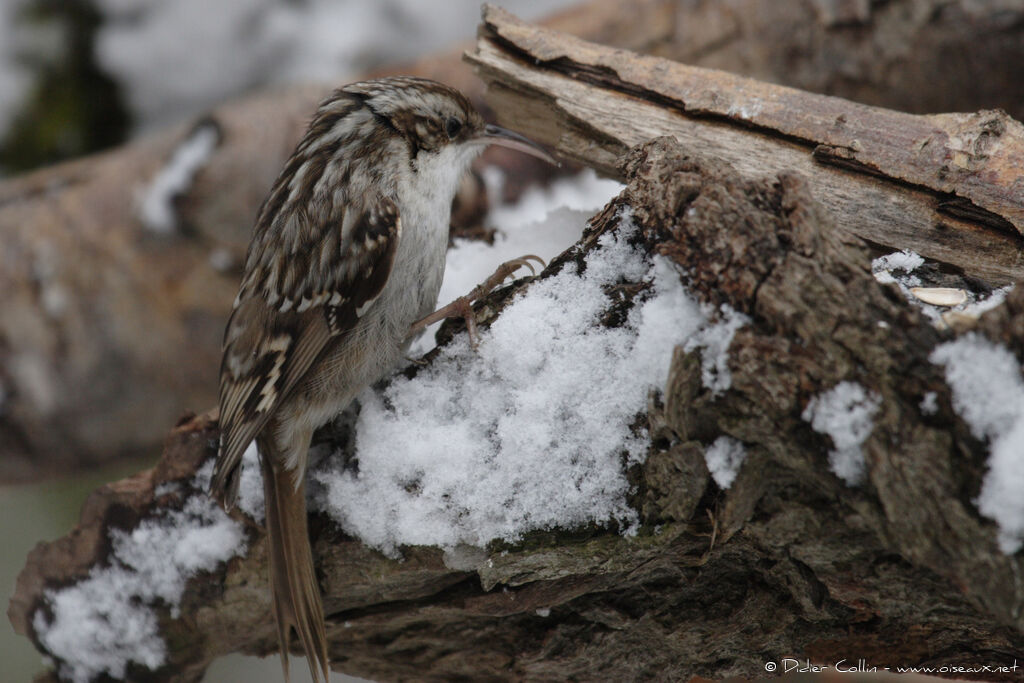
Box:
[208,76,555,682]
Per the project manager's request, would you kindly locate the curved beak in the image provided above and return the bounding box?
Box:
[476,124,558,165]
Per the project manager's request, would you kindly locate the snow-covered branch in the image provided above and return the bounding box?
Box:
[12,137,1024,682]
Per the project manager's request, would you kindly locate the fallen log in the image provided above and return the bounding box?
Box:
[10,138,1023,682]
[467,5,1024,286]
[632,0,1024,123]
[5,0,1024,480]
[0,2,628,480]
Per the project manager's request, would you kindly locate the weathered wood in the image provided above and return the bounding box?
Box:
[11,138,1023,682]
[467,5,1024,285]
[639,0,1024,124]
[0,0,693,482]
[6,0,1024,480]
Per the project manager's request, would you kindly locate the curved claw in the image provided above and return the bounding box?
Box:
[502,254,546,279]
[409,253,549,350]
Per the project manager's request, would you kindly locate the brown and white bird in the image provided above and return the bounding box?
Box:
[209,77,553,682]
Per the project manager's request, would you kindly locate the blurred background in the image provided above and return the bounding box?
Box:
[0,0,569,175]
[0,0,573,680]
[3,0,1024,680]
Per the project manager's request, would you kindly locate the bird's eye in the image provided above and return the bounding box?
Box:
[444,117,463,139]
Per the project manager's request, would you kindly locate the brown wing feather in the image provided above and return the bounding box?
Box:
[211,194,400,508]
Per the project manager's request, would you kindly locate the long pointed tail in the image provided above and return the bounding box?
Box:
[259,437,330,683]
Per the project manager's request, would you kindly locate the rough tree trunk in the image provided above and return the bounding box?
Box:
[9,5,1024,682]
[467,5,1024,286]
[633,0,1024,124]
[10,135,1024,681]
[5,0,1024,480]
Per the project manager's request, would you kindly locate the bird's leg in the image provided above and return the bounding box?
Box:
[410,255,545,347]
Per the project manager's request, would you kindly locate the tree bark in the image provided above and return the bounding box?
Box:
[5,0,1024,479]
[467,5,1024,286]
[10,137,1023,682]
[635,0,1024,124]
[0,16,545,481]
[9,4,1024,679]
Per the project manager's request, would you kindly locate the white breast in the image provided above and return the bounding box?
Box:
[384,142,483,327]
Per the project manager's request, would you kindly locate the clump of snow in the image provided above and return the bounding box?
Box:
[726,97,764,120]
[153,481,181,498]
[34,568,165,683]
[139,122,219,233]
[235,441,265,522]
[919,391,938,416]
[872,249,1013,325]
[201,170,743,564]
[317,214,714,556]
[704,437,747,489]
[684,304,749,395]
[33,463,246,683]
[482,166,624,227]
[872,249,941,324]
[962,284,1014,318]
[872,249,924,284]
[449,169,622,303]
[931,333,1024,553]
[802,381,881,486]
[411,169,623,355]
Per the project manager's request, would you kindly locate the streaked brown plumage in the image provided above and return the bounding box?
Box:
[208,76,553,682]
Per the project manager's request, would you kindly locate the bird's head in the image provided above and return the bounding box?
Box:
[345,76,555,174]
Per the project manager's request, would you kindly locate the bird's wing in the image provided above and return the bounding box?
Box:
[211,194,401,507]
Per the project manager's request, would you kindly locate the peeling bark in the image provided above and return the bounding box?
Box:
[6,0,1024,480]
[10,138,1023,682]
[467,6,1024,285]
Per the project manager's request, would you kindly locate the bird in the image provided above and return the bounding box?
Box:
[208,76,554,683]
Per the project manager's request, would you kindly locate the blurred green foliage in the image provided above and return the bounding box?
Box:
[0,0,130,172]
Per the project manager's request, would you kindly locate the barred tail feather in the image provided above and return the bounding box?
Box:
[259,436,329,683]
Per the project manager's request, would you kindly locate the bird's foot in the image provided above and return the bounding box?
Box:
[410,255,545,347]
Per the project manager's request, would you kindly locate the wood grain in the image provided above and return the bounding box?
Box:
[468,5,1024,285]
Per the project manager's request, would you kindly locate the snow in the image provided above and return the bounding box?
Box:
[410,169,623,354]
[726,98,764,120]
[316,210,726,556]
[704,437,747,489]
[963,284,1014,318]
[871,251,1024,551]
[234,169,630,534]
[91,0,577,133]
[30,169,746,677]
[871,249,1014,325]
[1,0,580,174]
[139,122,220,233]
[919,391,938,416]
[32,463,246,683]
[871,249,924,282]
[235,441,265,522]
[684,304,748,395]
[931,333,1024,553]
[802,381,881,486]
